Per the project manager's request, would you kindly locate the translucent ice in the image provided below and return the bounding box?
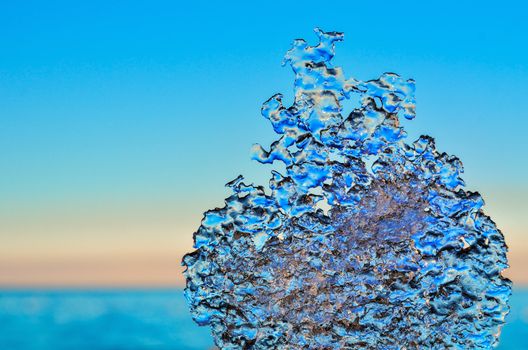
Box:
[182,29,511,349]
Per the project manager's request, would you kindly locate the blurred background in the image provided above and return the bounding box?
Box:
[1,1,527,349]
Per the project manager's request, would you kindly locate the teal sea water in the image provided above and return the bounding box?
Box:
[0,288,525,349]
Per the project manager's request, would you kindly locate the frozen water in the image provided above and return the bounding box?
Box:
[182,29,511,349]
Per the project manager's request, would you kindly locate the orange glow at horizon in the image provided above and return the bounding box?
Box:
[0,188,526,288]
[0,249,526,288]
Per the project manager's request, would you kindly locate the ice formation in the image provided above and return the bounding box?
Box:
[182,29,511,349]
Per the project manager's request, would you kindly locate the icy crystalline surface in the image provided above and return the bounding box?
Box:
[182,29,511,349]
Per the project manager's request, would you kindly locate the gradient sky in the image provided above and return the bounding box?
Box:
[1,0,527,286]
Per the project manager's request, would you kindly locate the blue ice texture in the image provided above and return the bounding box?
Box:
[182,29,511,349]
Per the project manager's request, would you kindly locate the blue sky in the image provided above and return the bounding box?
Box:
[0,0,527,285]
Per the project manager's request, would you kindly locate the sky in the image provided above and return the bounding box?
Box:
[0,0,527,287]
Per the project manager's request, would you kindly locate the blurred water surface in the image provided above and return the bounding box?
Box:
[0,289,213,350]
[0,288,526,349]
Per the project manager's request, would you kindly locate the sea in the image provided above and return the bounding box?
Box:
[0,288,526,349]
